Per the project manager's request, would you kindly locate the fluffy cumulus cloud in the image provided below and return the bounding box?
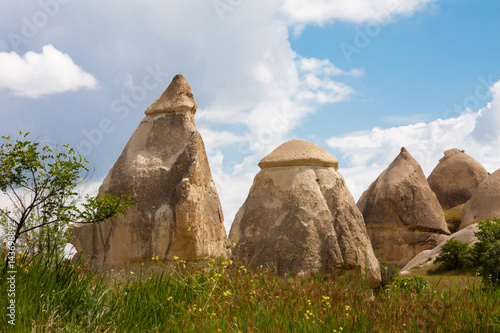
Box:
[327,80,500,201]
[0,0,445,231]
[0,44,97,98]
[197,128,249,155]
[198,54,362,228]
[282,0,437,25]
[295,57,362,104]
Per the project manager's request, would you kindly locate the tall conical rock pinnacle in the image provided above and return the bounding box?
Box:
[357,147,450,267]
[71,74,230,270]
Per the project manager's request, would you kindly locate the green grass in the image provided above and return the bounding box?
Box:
[443,209,463,233]
[1,253,500,332]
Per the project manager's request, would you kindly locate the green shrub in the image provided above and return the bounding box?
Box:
[472,217,500,265]
[434,238,472,271]
[391,276,430,294]
[0,132,132,270]
[478,240,500,286]
[378,258,400,287]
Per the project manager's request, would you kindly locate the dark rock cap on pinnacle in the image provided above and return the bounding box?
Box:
[145,74,197,115]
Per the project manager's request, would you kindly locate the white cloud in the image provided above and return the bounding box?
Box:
[293,57,361,106]
[282,0,437,25]
[327,81,500,201]
[0,44,97,98]
[208,152,260,231]
[198,128,249,154]
[0,192,12,211]
[297,57,364,77]
[472,81,500,142]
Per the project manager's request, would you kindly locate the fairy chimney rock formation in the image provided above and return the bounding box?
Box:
[357,147,450,268]
[427,149,488,210]
[460,169,500,229]
[230,139,381,287]
[71,74,231,269]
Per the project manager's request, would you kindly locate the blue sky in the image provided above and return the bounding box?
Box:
[1,0,499,230]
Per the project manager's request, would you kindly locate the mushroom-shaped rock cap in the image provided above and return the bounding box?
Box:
[258,139,339,170]
[443,148,463,159]
[145,74,197,115]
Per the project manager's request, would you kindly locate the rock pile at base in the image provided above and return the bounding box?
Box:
[357,147,450,268]
[401,224,479,273]
[71,74,231,269]
[460,169,500,230]
[229,139,381,288]
[427,149,488,210]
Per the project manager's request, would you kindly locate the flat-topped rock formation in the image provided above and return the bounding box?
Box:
[357,147,450,267]
[71,74,231,269]
[230,139,381,288]
[460,169,500,229]
[427,149,488,210]
[258,139,339,169]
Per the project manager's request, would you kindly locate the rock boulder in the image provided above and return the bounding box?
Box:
[460,169,500,229]
[427,149,488,209]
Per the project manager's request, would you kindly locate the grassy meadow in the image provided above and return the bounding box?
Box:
[1,252,500,332]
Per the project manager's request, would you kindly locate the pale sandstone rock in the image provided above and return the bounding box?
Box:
[401,224,479,273]
[71,74,231,269]
[427,148,488,209]
[460,169,500,229]
[230,139,381,288]
[357,147,450,268]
